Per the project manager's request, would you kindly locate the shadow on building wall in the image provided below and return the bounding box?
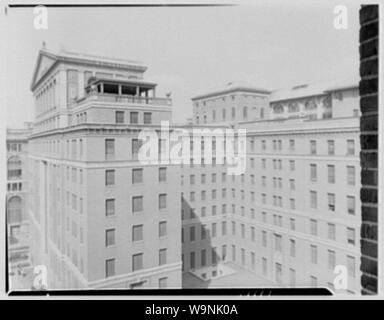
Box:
[181,196,221,289]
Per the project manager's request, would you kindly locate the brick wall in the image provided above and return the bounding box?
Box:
[359,5,378,295]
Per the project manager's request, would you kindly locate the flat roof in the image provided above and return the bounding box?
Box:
[191,81,271,101]
[270,78,359,103]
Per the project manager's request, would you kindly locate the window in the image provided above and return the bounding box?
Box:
[159,277,167,288]
[328,165,335,183]
[290,160,295,171]
[130,111,139,124]
[241,224,245,239]
[290,268,296,287]
[212,223,217,238]
[347,140,355,156]
[328,193,335,211]
[347,256,356,277]
[132,196,143,213]
[243,106,248,119]
[290,179,295,190]
[289,139,295,151]
[310,191,317,209]
[347,227,356,245]
[132,225,143,242]
[347,166,356,185]
[190,226,196,241]
[132,253,143,271]
[310,245,317,264]
[290,239,296,257]
[212,248,218,265]
[190,252,195,269]
[144,112,152,124]
[275,263,282,283]
[328,250,336,270]
[310,276,317,287]
[115,111,125,124]
[262,258,267,275]
[310,164,317,182]
[105,170,115,186]
[132,168,143,184]
[201,225,207,239]
[105,139,115,160]
[201,249,206,266]
[290,198,296,210]
[132,139,141,156]
[159,221,167,237]
[250,226,256,242]
[310,219,317,236]
[159,167,167,182]
[260,176,267,188]
[241,248,246,266]
[262,159,266,169]
[262,193,266,204]
[290,218,295,230]
[261,140,266,151]
[310,140,317,155]
[231,107,236,119]
[105,229,115,246]
[106,259,115,277]
[222,221,227,235]
[347,196,356,215]
[230,245,236,262]
[328,140,335,155]
[158,194,167,210]
[328,223,336,240]
[274,234,282,252]
[262,231,267,247]
[159,249,167,266]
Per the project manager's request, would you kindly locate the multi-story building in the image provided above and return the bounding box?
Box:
[6,123,33,281]
[182,81,362,294]
[24,45,362,293]
[192,81,270,125]
[27,46,182,289]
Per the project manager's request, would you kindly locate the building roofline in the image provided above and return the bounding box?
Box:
[30,49,148,91]
[191,86,271,101]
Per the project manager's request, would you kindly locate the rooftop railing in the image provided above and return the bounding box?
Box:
[77,92,172,106]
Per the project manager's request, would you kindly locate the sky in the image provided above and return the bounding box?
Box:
[5,0,361,128]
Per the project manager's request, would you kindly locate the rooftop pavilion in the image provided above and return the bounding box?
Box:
[78,76,171,106]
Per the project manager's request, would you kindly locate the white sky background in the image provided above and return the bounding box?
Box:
[5,0,361,128]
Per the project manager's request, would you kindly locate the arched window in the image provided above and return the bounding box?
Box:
[273,104,284,114]
[7,156,22,180]
[305,100,317,110]
[7,196,22,224]
[288,102,299,113]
